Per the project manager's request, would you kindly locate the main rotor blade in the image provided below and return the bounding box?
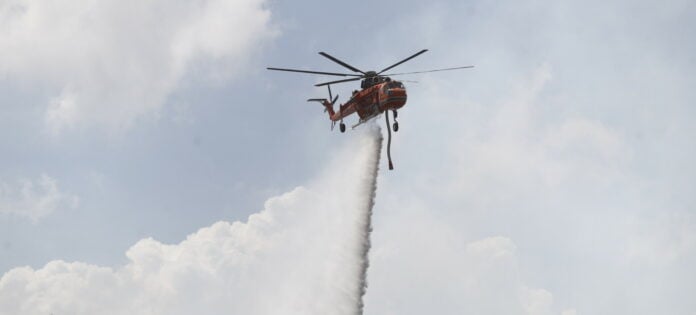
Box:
[267,67,361,77]
[318,52,366,74]
[384,65,474,76]
[378,49,428,74]
[315,77,362,87]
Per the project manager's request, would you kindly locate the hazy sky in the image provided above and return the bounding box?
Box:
[1,0,695,314]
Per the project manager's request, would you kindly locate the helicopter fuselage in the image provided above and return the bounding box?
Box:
[330,80,407,122]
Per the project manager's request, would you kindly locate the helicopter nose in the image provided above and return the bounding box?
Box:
[388,87,405,96]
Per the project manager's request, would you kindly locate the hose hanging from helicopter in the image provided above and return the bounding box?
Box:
[384,110,394,170]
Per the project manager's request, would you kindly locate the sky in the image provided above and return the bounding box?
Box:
[1,0,695,314]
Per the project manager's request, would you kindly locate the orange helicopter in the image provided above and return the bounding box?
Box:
[267,49,472,170]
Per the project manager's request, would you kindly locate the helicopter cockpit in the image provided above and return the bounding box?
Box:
[361,75,389,89]
[386,81,404,89]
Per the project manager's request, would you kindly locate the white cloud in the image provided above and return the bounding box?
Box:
[366,58,691,314]
[0,129,382,315]
[367,26,696,309]
[0,0,276,133]
[364,194,566,315]
[0,129,565,315]
[449,65,631,200]
[0,174,78,222]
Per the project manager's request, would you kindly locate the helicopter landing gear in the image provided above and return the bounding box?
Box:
[392,110,399,132]
[339,122,346,133]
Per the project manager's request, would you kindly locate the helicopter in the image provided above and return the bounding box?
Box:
[267,49,473,170]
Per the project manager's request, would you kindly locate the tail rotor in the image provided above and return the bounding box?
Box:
[309,85,339,111]
[307,85,338,127]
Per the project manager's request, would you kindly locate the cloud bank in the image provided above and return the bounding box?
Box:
[0,128,569,315]
[0,0,275,133]
[366,56,696,313]
[0,129,382,315]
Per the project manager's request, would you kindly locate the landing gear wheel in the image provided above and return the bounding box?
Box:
[340,123,346,133]
[392,122,399,132]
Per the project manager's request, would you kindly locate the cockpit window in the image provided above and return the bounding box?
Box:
[388,81,404,89]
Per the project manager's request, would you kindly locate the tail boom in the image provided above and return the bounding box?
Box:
[307,98,336,118]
